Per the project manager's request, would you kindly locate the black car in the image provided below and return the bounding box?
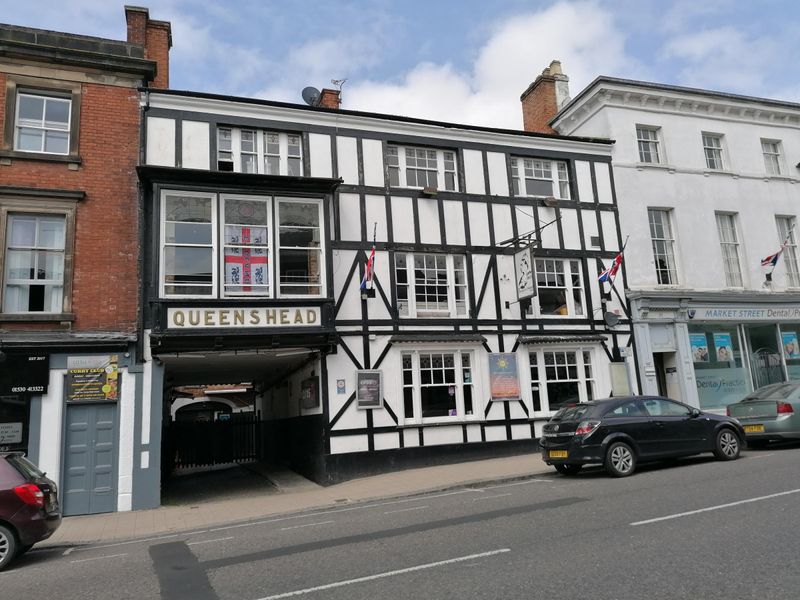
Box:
[0,453,61,570]
[540,396,745,477]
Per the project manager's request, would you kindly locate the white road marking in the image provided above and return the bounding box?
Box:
[748,453,776,459]
[62,547,74,556]
[187,536,235,546]
[383,505,429,515]
[631,488,800,526]
[70,553,128,564]
[254,548,511,599]
[482,479,550,490]
[280,520,336,531]
[472,493,512,502]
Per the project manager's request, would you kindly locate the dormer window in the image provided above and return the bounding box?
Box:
[217,127,303,176]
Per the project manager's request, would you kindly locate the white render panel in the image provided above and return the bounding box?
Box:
[391,196,415,242]
[600,211,620,251]
[146,116,175,166]
[515,205,536,240]
[117,369,135,512]
[511,424,531,440]
[423,426,462,446]
[473,254,494,319]
[402,430,420,447]
[463,149,486,194]
[466,424,482,443]
[373,433,400,451]
[582,209,599,248]
[560,208,581,249]
[442,200,465,245]
[365,195,388,242]
[497,254,518,321]
[418,198,441,245]
[538,206,560,248]
[483,425,508,442]
[595,162,614,204]
[367,255,392,321]
[37,369,66,487]
[486,152,510,196]
[362,139,385,187]
[468,202,491,246]
[181,121,210,170]
[508,401,527,419]
[333,250,362,321]
[309,133,333,177]
[330,435,369,454]
[339,193,361,241]
[336,136,359,184]
[492,204,513,245]
[575,160,594,202]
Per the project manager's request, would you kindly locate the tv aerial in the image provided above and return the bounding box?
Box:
[301,86,321,107]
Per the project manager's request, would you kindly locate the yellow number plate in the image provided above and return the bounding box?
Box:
[743,424,765,433]
[549,450,568,459]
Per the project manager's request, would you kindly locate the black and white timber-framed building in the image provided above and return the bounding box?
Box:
[137,87,633,488]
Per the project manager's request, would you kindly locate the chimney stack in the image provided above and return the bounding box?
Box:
[520,60,571,134]
[125,6,172,88]
[318,88,341,109]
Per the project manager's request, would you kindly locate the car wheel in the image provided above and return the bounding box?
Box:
[605,441,636,477]
[554,464,582,476]
[0,524,18,571]
[714,428,741,461]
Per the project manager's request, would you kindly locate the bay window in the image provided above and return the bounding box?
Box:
[395,253,468,318]
[529,348,595,413]
[509,157,571,199]
[217,127,303,176]
[160,190,324,298]
[401,349,475,422]
[387,145,457,191]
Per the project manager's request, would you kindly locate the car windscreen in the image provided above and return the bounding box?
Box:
[745,384,798,401]
[552,404,593,421]
[5,454,45,480]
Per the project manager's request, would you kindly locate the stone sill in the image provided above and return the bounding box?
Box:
[0,312,75,323]
[0,149,82,167]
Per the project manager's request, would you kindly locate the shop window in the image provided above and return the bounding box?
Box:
[400,350,475,422]
[529,348,595,413]
[386,145,457,191]
[689,324,750,410]
[509,157,571,199]
[648,208,679,285]
[160,191,325,299]
[527,259,584,317]
[0,395,30,452]
[394,253,468,318]
[216,127,303,176]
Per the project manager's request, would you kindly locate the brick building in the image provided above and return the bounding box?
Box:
[0,7,170,515]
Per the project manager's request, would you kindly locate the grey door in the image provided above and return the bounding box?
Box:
[62,403,118,516]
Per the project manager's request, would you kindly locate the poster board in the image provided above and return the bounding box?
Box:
[489,353,521,401]
[66,355,119,403]
[356,370,382,409]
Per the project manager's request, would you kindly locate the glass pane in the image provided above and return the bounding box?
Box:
[287,157,302,176]
[16,128,43,151]
[224,247,269,290]
[165,222,212,245]
[17,95,44,122]
[421,386,457,418]
[280,227,320,248]
[165,196,212,223]
[163,246,213,285]
[539,288,568,315]
[547,381,580,411]
[242,154,257,174]
[218,128,232,151]
[44,98,70,127]
[280,202,319,227]
[44,130,69,154]
[38,218,66,249]
[225,199,268,227]
[37,251,64,280]
[266,156,280,174]
[9,217,36,247]
[525,178,553,196]
[5,250,35,280]
[690,324,750,410]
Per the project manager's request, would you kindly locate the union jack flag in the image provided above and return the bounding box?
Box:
[761,250,782,267]
[598,251,623,283]
[360,245,375,289]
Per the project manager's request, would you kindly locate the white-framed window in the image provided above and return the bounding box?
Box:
[160,190,324,299]
[3,214,66,312]
[526,258,584,317]
[715,212,744,287]
[400,349,476,422]
[529,348,595,413]
[776,216,799,287]
[761,139,782,176]
[509,158,570,199]
[702,133,724,170]
[635,125,661,164]
[648,208,679,285]
[14,92,71,155]
[394,253,468,318]
[217,127,303,176]
[386,145,457,191]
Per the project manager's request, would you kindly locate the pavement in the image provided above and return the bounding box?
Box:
[42,452,551,547]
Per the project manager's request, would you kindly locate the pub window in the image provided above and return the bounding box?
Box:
[529,348,595,413]
[526,258,584,318]
[400,349,476,423]
[509,157,571,199]
[386,145,457,191]
[217,127,303,176]
[394,253,468,318]
[277,199,323,296]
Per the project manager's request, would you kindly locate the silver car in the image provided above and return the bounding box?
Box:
[727,382,800,447]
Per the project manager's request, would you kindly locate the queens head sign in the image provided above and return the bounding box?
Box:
[167,307,320,329]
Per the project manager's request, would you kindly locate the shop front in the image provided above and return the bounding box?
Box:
[631,291,800,411]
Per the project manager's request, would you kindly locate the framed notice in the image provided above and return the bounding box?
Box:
[712,333,734,363]
[301,377,320,409]
[356,370,382,409]
[66,355,119,403]
[690,333,709,363]
[489,353,521,401]
[782,331,800,360]
[514,247,536,300]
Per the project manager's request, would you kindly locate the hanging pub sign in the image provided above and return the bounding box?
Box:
[489,353,521,401]
[514,246,536,300]
[0,354,49,395]
[66,355,119,403]
[356,370,382,409]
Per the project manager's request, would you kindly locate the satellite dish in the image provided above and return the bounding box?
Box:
[603,311,621,328]
[301,86,321,106]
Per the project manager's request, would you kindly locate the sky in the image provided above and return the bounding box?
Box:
[3,0,799,129]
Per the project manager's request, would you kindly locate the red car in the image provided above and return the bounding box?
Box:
[0,453,61,570]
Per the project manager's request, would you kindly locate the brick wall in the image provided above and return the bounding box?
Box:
[520,77,558,134]
[0,73,141,332]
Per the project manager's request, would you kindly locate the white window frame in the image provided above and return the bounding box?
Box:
[159,190,325,300]
[776,216,800,288]
[394,253,468,318]
[527,258,585,318]
[386,145,458,191]
[715,212,744,288]
[648,208,679,285]
[216,127,303,176]
[14,91,72,155]
[761,139,782,176]
[399,348,480,424]
[702,133,725,170]
[509,157,571,199]
[527,347,596,414]
[635,125,662,164]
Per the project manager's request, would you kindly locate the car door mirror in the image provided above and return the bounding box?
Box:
[690,408,701,418]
